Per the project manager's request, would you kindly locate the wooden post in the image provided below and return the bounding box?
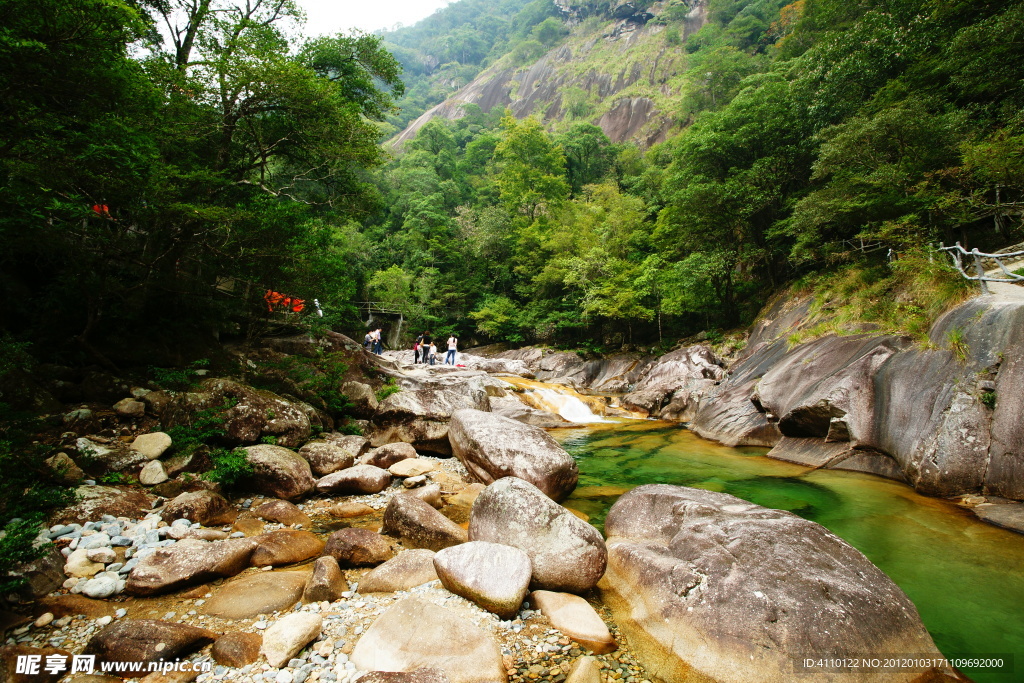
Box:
[972,248,989,295]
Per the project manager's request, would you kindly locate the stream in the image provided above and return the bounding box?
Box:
[509,379,1024,683]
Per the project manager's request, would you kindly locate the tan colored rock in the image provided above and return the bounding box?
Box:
[131,432,172,460]
[139,460,168,486]
[358,671,450,683]
[261,612,322,668]
[351,598,506,683]
[114,398,145,418]
[253,500,311,527]
[84,619,217,667]
[389,458,437,478]
[298,440,355,477]
[125,537,257,596]
[364,442,417,469]
[434,542,531,619]
[35,594,115,618]
[211,632,262,668]
[232,516,265,536]
[316,464,391,495]
[407,483,443,509]
[0,645,72,683]
[64,548,104,578]
[243,444,316,500]
[322,433,370,457]
[447,483,485,509]
[328,502,376,518]
[302,556,347,603]
[46,452,84,484]
[161,490,237,526]
[202,571,309,619]
[530,591,616,654]
[358,549,439,593]
[323,528,394,567]
[564,656,602,683]
[250,529,324,567]
[383,493,467,552]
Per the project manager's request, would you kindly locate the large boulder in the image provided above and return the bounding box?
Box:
[468,478,606,593]
[250,529,324,566]
[433,541,531,619]
[363,442,418,469]
[76,437,148,472]
[243,444,315,500]
[84,620,217,669]
[51,485,155,525]
[448,409,578,502]
[358,550,439,593]
[341,381,379,418]
[160,491,237,526]
[302,556,347,603]
[298,440,355,477]
[371,387,488,455]
[382,494,468,552]
[211,632,262,668]
[253,500,311,527]
[125,537,257,596]
[202,571,310,619]
[620,346,724,417]
[600,485,948,683]
[323,528,395,567]
[351,598,507,683]
[530,591,616,654]
[131,432,172,460]
[316,464,391,494]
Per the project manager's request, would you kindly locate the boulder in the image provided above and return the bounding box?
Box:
[358,550,439,593]
[165,526,230,541]
[328,502,376,518]
[364,442,418,469]
[322,432,371,457]
[161,491,237,526]
[447,484,485,510]
[64,548,104,578]
[261,613,323,668]
[113,398,145,418]
[469,478,606,594]
[0,645,72,683]
[302,556,347,603]
[358,671,450,683]
[341,381,379,418]
[323,528,394,567]
[530,591,616,654]
[407,483,443,509]
[433,542,531,619]
[351,598,507,683]
[45,452,85,484]
[82,572,120,599]
[298,440,355,477]
[84,620,217,668]
[131,432,173,460]
[125,537,257,596]
[316,464,391,495]
[488,395,572,428]
[203,571,310,619]
[243,444,316,500]
[389,459,437,478]
[139,460,168,486]
[448,409,578,502]
[600,485,948,683]
[12,547,66,600]
[250,529,324,566]
[51,486,155,526]
[619,346,724,417]
[253,500,311,527]
[382,494,467,552]
[35,594,116,619]
[371,387,489,455]
[564,657,602,683]
[76,437,148,472]
[211,632,262,668]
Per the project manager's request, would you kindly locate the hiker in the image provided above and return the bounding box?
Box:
[413,331,426,364]
[428,341,438,366]
[363,330,373,351]
[373,328,385,355]
[445,334,458,365]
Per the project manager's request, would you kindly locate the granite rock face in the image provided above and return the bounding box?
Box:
[600,485,948,683]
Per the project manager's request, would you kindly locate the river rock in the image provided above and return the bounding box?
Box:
[114,398,145,418]
[469,478,606,593]
[364,442,417,468]
[341,381,378,417]
[0,645,72,683]
[600,485,947,683]
[261,613,323,668]
[389,458,437,478]
[52,485,155,525]
[298,440,355,477]
[76,437,148,472]
[166,526,230,541]
[358,671,450,683]
[371,387,489,455]
[131,432,172,459]
[211,632,262,668]
[203,571,310,619]
[448,409,578,501]
[433,542,531,619]
[358,550,439,593]
[564,656,602,683]
[407,483,443,508]
[448,483,485,509]
[64,548,105,578]
[382,493,467,551]
[323,528,394,567]
[316,464,391,494]
[253,499,311,527]
[619,346,724,417]
[250,529,324,566]
[81,572,120,599]
[84,619,217,666]
[530,591,616,654]
[322,432,371,456]
[46,452,85,484]
[243,444,316,500]
[161,490,237,526]
[139,460,169,486]
[328,502,376,518]
[351,598,506,683]
[125,537,257,596]
[302,556,347,603]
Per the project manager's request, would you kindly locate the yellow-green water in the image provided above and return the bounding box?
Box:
[556,420,1024,683]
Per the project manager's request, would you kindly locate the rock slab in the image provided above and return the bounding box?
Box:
[261,613,323,668]
[382,494,468,552]
[433,542,531,620]
[530,591,616,654]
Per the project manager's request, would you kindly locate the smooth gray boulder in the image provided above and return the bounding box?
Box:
[600,485,949,683]
[298,439,355,477]
[433,541,531,619]
[448,409,578,501]
[358,550,439,593]
[316,464,392,494]
[371,386,489,455]
[382,493,467,551]
[243,444,316,500]
[125,537,257,596]
[468,478,606,593]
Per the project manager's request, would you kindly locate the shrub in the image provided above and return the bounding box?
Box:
[150,358,210,392]
[204,448,253,489]
[981,390,997,409]
[375,378,401,402]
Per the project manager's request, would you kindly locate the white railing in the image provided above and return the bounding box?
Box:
[939,242,1024,294]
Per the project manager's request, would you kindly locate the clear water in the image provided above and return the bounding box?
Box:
[556,420,1024,683]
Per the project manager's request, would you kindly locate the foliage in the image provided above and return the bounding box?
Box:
[947,327,969,363]
[151,359,210,392]
[166,399,235,456]
[0,517,49,595]
[980,390,997,409]
[203,448,253,489]
[375,379,401,402]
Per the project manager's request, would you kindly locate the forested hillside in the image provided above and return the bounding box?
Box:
[1,0,1023,363]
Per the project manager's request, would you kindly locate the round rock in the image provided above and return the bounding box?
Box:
[382,493,467,552]
[433,541,531,620]
[323,528,394,567]
[316,464,392,495]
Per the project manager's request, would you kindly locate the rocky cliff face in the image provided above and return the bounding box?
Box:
[392,0,708,147]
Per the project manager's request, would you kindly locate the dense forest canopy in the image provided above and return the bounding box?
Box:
[1,0,1023,362]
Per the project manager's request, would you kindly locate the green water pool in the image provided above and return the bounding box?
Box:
[556,420,1024,683]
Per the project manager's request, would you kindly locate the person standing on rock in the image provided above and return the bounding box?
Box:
[445,334,458,365]
[373,328,385,355]
[413,331,425,364]
[428,341,438,365]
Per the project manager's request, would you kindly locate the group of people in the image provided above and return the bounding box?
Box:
[363,327,385,354]
[412,331,458,366]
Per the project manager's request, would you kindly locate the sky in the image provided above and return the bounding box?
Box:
[298,0,454,36]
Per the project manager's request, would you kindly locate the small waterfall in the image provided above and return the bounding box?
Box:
[504,378,612,423]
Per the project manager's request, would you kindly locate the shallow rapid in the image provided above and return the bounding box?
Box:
[555,419,1024,683]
